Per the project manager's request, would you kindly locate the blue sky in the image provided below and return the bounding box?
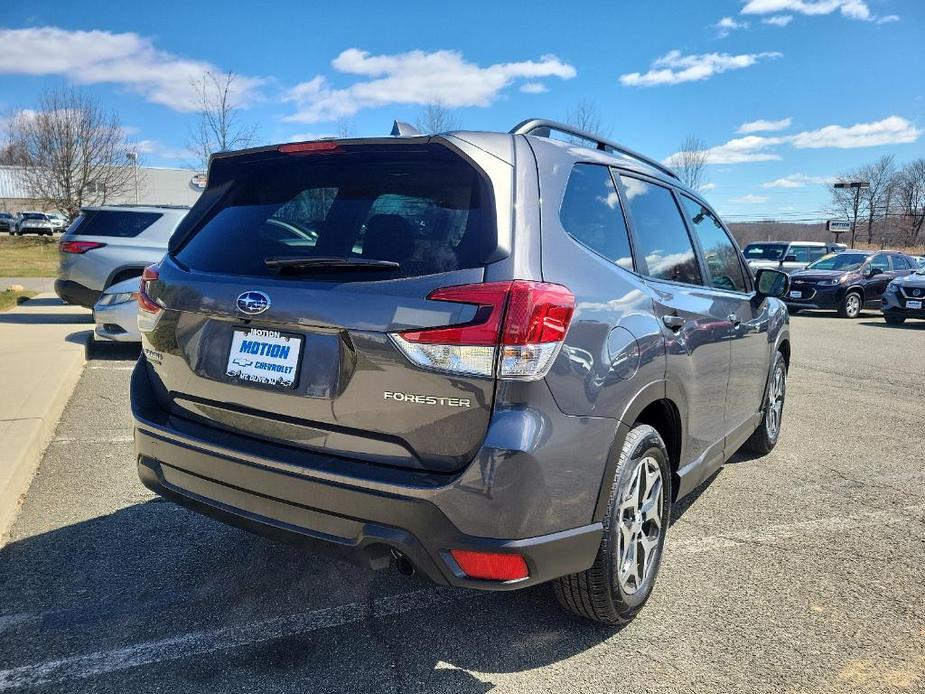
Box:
[2,0,923,220]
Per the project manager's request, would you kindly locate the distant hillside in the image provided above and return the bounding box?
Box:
[728,222,831,246]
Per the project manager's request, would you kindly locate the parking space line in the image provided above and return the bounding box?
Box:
[3,502,924,690]
[0,587,482,691]
[50,436,134,444]
[670,503,925,555]
[86,365,135,371]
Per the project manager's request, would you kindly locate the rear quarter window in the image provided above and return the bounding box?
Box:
[71,210,162,238]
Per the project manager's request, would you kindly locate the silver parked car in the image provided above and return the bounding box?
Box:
[13,211,56,236]
[55,205,189,308]
[743,241,842,275]
[92,277,141,342]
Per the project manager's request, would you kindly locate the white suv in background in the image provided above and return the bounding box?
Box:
[743,241,843,275]
[55,205,189,308]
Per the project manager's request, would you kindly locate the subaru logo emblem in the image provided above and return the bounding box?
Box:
[236,291,270,315]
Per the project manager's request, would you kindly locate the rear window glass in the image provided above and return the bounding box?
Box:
[174,148,491,280]
[72,210,162,238]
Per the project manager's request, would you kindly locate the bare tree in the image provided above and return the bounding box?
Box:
[335,118,355,139]
[414,103,461,135]
[672,136,709,193]
[564,99,612,138]
[858,155,896,244]
[894,159,925,247]
[828,169,870,248]
[187,71,258,171]
[6,87,135,217]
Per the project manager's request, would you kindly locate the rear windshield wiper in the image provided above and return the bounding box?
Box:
[264,256,400,272]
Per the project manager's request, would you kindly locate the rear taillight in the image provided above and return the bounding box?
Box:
[137,264,161,315]
[59,240,106,254]
[449,550,529,581]
[391,281,575,380]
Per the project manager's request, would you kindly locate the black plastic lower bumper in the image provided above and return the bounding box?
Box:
[132,363,602,591]
[54,279,101,308]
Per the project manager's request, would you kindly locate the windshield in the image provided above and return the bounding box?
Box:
[743,243,787,260]
[807,253,868,271]
[23,213,47,220]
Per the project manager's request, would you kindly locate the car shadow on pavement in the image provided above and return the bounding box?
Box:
[0,312,92,324]
[671,469,722,525]
[0,500,618,692]
[858,320,925,330]
[20,297,72,308]
[85,340,141,360]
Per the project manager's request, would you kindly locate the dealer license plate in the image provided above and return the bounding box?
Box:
[225,328,302,388]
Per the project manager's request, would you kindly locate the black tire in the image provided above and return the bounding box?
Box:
[884,313,906,325]
[554,424,671,625]
[743,350,787,456]
[837,291,862,318]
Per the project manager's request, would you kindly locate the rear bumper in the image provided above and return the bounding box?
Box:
[131,361,602,590]
[55,279,101,308]
[93,300,140,342]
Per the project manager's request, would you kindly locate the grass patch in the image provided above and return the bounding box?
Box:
[0,236,60,277]
[0,289,38,311]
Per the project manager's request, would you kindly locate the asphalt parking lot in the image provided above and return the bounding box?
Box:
[1,311,923,693]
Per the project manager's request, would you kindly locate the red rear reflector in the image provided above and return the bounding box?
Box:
[137,264,161,314]
[502,282,575,345]
[450,550,529,581]
[59,240,106,254]
[277,141,343,154]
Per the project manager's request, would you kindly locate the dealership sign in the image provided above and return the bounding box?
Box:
[190,173,207,189]
[826,220,850,232]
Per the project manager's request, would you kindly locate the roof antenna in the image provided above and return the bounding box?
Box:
[391,120,422,137]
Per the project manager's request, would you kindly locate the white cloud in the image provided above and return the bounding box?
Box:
[714,17,749,37]
[737,117,792,133]
[520,82,548,94]
[619,50,781,87]
[665,116,920,167]
[731,194,769,204]
[876,15,900,24]
[762,15,794,26]
[701,182,718,191]
[285,49,575,123]
[741,0,897,23]
[0,27,263,112]
[790,116,920,148]
[761,173,834,188]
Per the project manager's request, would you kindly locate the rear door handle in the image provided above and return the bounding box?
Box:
[662,314,685,331]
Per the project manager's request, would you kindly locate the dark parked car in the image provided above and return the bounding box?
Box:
[882,266,925,324]
[131,119,792,624]
[786,250,916,318]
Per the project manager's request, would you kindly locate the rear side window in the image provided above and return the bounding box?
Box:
[680,195,747,293]
[559,164,633,269]
[892,255,911,270]
[619,176,702,286]
[175,148,490,280]
[71,210,162,238]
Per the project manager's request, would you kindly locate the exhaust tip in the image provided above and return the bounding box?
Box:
[390,549,416,576]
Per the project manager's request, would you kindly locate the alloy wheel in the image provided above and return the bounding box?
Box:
[766,361,786,441]
[615,456,663,595]
[845,293,861,318]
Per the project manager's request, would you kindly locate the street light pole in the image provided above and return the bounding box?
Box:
[834,181,869,249]
[126,150,139,204]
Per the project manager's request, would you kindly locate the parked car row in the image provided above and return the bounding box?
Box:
[743,241,846,275]
[1,210,69,235]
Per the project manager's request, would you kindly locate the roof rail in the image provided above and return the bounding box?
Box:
[510,118,679,181]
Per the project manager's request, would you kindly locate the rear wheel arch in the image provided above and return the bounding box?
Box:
[105,266,147,290]
[594,391,684,520]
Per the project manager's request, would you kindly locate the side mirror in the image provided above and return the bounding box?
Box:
[754,268,790,299]
[867,267,883,277]
[784,254,797,263]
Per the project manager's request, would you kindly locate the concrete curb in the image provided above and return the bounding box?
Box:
[0,293,89,542]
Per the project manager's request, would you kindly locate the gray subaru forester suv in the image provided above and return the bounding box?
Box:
[131,119,791,624]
